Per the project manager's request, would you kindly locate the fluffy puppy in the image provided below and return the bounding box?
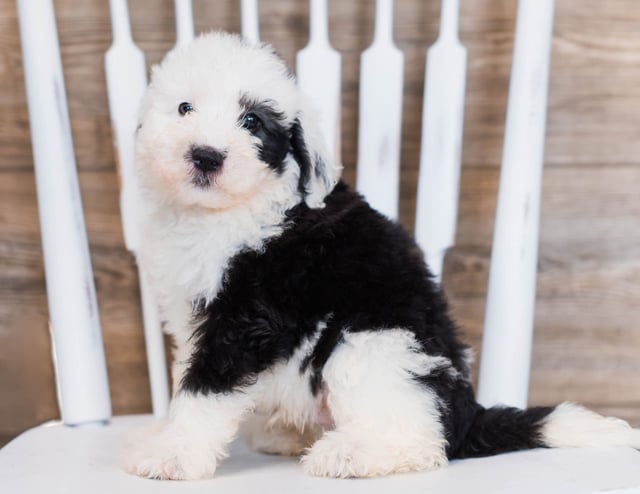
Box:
[124,32,640,480]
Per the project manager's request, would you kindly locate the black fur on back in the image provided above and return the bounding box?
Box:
[181,181,555,459]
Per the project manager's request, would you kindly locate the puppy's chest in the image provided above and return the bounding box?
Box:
[141,225,241,307]
[140,207,288,310]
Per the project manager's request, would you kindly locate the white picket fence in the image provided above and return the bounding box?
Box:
[16,0,555,426]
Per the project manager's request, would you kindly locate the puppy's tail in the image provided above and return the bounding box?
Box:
[454,402,640,459]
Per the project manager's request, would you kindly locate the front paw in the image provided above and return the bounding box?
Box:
[122,422,218,480]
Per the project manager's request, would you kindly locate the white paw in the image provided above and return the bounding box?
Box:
[300,430,389,478]
[301,430,447,478]
[122,422,218,480]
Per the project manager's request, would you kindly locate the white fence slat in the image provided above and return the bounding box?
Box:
[174,0,195,48]
[356,0,404,221]
[105,0,145,254]
[106,0,170,416]
[414,0,467,282]
[17,0,111,426]
[477,0,556,409]
[241,0,260,44]
[296,0,342,162]
[138,270,170,412]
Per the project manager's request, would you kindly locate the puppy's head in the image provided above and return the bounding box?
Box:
[136,32,340,211]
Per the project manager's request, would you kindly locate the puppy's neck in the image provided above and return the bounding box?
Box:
[138,182,303,310]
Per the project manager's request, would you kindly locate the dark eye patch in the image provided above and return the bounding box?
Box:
[239,94,289,173]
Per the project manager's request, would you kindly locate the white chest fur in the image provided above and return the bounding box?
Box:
[136,183,301,389]
[137,183,299,330]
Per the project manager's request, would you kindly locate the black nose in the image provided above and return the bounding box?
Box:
[190,146,225,173]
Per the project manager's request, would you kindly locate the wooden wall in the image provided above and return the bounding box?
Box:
[1,0,639,446]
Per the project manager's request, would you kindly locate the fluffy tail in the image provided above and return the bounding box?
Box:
[454,402,640,459]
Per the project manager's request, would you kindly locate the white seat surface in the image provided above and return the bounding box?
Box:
[1,415,639,493]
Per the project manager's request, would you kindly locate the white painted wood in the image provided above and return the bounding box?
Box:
[477,0,556,409]
[414,0,467,282]
[174,0,195,49]
[241,0,260,44]
[296,0,342,163]
[138,269,170,414]
[356,0,404,220]
[105,0,146,254]
[3,417,640,492]
[105,0,170,417]
[16,0,111,426]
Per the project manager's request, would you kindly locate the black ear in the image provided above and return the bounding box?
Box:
[289,119,313,198]
[289,118,336,208]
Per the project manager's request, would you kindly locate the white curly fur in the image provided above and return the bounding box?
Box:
[300,330,449,478]
[123,31,640,483]
[133,32,339,391]
[542,402,640,449]
[124,32,347,480]
[122,391,254,479]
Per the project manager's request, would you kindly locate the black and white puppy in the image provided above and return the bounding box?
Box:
[125,32,640,480]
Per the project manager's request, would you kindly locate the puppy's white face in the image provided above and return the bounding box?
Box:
[136,32,338,211]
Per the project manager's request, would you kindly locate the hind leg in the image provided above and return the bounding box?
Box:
[245,412,322,456]
[301,330,450,478]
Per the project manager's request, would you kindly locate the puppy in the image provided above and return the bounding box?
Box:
[124,32,640,480]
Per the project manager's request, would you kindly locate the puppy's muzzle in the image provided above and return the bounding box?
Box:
[190,146,226,174]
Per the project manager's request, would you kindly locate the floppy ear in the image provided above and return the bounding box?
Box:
[289,109,342,209]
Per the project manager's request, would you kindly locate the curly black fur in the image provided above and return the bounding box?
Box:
[180,180,554,459]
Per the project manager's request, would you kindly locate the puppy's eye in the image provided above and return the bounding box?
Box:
[178,102,194,116]
[242,112,260,131]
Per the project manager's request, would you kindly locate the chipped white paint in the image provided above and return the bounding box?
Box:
[137,266,170,415]
[241,0,260,44]
[355,0,404,220]
[296,0,342,163]
[173,0,195,49]
[17,0,111,425]
[105,0,146,253]
[478,0,556,409]
[414,0,467,282]
[105,0,170,416]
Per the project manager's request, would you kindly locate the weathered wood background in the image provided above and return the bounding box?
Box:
[1,0,639,445]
